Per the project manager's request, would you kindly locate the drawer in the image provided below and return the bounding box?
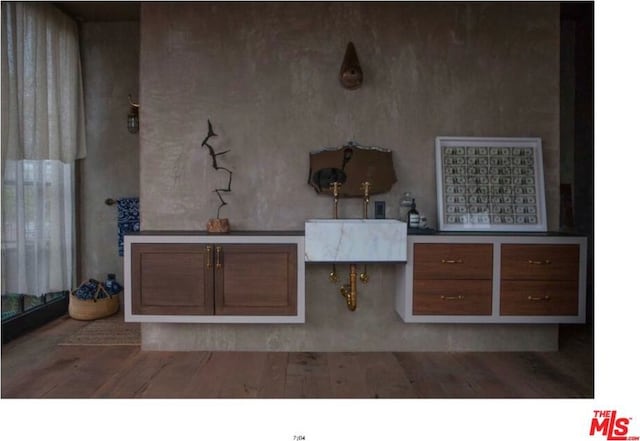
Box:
[501,244,579,281]
[500,280,579,315]
[413,243,493,280]
[413,280,492,315]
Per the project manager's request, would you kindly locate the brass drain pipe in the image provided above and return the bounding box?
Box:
[340,264,358,311]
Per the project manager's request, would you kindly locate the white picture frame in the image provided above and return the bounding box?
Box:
[435,136,547,232]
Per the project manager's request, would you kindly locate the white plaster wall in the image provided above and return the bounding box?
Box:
[140,2,559,231]
[79,22,139,282]
[139,2,561,351]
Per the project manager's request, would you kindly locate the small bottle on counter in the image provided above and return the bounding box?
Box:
[408,199,420,228]
[398,192,413,221]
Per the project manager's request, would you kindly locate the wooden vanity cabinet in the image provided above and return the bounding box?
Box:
[397,235,586,323]
[130,242,297,317]
[500,244,580,316]
[412,243,492,315]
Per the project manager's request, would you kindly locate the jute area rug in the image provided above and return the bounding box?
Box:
[59,310,140,346]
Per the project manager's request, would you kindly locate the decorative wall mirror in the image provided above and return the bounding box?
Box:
[308,142,397,197]
[435,136,547,232]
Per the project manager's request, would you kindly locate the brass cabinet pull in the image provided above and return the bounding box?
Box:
[527,295,551,302]
[206,245,213,268]
[441,295,465,301]
[528,259,551,265]
[215,246,222,269]
[441,259,463,264]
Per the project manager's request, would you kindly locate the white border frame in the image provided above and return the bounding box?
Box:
[435,136,547,232]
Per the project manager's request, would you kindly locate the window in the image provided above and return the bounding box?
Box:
[2,160,74,320]
[2,3,86,335]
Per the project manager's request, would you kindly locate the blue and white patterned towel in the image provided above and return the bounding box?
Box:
[117,197,140,256]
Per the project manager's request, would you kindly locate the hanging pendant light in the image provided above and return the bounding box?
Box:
[339,41,363,90]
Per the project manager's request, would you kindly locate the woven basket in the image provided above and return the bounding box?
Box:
[69,284,120,321]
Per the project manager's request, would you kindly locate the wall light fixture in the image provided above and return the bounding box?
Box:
[127,94,139,134]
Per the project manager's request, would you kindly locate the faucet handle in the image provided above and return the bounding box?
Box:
[360,181,372,195]
[330,181,342,196]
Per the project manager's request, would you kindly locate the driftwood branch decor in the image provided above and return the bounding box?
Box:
[201,119,233,221]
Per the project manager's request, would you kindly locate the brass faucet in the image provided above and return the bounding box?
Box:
[360,181,371,219]
[359,181,371,283]
[329,181,342,283]
[330,181,342,219]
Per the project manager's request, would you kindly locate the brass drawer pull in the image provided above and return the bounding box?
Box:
[441,295,465,301]
[441,259,463,264]
[215,246,222,269]
[527,295,551,302]
[206,245,213,268]
[528,259,551,265]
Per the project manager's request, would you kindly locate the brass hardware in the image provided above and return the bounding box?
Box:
[331,181,342,197]
[440,295,465,301]
[441,259,463,264]
[215,246,222,269]
[330,181,342,219]
[206,245,213,268]
[528,259,551,265]
[329,264,339,283]
[358,165,370,282]
[527,295,551,301]
[335,264,361,311]
[339,264,358,311]
[361,181,371,219]
[359,265,369,284]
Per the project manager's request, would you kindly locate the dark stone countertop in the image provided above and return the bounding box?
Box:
[126,230,305,236]
[407,228,586,237]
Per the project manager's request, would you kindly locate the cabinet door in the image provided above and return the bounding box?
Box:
[214,244,297,315]
[131,243,214,315]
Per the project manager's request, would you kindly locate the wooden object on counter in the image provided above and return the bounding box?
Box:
[207,218,230,233]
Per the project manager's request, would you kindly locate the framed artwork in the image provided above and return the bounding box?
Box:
[435,137,547,232]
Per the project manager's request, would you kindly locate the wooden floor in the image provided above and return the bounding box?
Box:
[1,314,593,398]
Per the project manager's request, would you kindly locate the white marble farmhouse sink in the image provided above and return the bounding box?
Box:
[304,219,407,262]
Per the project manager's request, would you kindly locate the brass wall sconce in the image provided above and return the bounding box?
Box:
[339,41,363,89]
[127,94,139,134]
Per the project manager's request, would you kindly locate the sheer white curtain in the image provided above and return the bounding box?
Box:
[1,2,86,298]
